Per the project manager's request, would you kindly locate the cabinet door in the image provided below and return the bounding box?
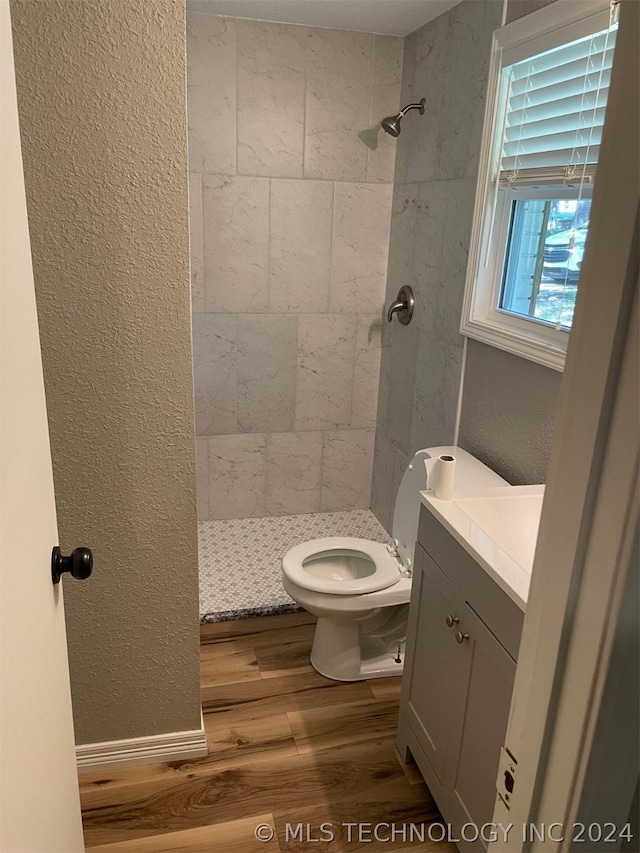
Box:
[446,602,516,844]
[402,547,471,784]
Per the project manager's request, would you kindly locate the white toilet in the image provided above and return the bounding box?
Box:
[282,445,508,681]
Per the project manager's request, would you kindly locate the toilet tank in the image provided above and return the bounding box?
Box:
[391,446,509,568]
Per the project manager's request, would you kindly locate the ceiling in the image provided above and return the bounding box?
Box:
[185,0,463,37]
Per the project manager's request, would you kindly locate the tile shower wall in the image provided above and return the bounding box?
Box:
[187,14,402,519]
[371,0,503,532]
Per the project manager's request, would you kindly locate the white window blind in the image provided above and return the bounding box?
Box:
[499,22,618,180]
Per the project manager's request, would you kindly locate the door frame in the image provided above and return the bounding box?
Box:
[490,1,639,848]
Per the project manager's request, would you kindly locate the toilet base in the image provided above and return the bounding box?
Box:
[310,607,408,682]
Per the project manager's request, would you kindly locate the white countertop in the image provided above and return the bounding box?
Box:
[420,485,545,611]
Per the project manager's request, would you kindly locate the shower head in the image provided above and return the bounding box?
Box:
[381,98,426,137]
[381,114,402,137]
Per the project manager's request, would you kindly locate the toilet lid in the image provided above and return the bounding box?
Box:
[282,537,400,595]
[392,450,432,567]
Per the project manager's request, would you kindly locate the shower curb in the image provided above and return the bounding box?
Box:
[200,602,302,624]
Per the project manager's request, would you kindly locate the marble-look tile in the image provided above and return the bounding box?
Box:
[237,21,306,178]
[376,187,420,449]
[351,314,382,430]
[370,433,409,534]
[189,172,205,314]
[203,175,269,313]
[306,28,374,116]
[435,178,476,346]
[270,180,333,313]
[463,0,503,180]
[404,13,448,184]
[186,14,236,174]
[237,314,297,433]
[370,433,394,533]
[304,29,373,181]
[304,110,370,182]
[329,183,393,314]
[196,436,209,521]
[208,434,267,519]
[295,315,356,431]
[192,313,237,435]
[266,432,322,516]
[376,319,419,457]
[434,1,498,181]
[408,330,463,457]
[367,35,403,184]
[392,37,416,186]
[320,430,375,511]
[385,183,420,304]
[411,180,448,334]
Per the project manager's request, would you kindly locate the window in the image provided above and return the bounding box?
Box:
[461,0,618,371]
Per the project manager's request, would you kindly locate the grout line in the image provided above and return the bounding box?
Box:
[327,180,336,312]
[302,28,308,179]
[367,34,376,182]
[234,19,239,174]
[267,177,273,311]
[205,171,393,186]
[194,11,403,39]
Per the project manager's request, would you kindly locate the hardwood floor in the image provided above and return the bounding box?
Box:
[80,612,455,852]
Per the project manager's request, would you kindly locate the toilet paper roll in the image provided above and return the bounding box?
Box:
[434,454,456,500]
[424,456,437,488]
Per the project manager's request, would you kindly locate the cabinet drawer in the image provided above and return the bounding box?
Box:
[417,506,524,660]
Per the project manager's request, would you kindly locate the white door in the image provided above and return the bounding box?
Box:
[0,1,84,850]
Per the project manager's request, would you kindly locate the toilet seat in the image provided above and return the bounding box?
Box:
[282,537,400,596]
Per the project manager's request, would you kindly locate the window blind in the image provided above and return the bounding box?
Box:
[499,23,617,179]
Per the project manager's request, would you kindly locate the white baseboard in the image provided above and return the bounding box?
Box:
[76,714,208,772]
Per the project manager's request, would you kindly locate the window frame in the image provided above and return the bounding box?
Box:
[460,0,615,372]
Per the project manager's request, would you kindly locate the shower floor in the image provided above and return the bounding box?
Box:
[198,509,391,623]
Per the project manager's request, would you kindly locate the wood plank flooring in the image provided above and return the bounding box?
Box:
[81,612,455,852]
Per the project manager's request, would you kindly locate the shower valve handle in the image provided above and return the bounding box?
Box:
[387,285,414,325]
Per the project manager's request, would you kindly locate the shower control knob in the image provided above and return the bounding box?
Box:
[387,285,414,325]
[445,614,459,628]
[51,546,93,585]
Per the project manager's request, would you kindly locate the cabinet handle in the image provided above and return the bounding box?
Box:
[455,630,470,644]
[445,614,459,628]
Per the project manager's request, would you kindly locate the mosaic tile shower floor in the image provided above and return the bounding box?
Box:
[199,509,391,622]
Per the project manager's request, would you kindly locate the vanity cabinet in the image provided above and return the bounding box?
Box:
[397,506,524,851]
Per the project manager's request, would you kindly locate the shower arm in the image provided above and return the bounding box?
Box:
[399,99,426,118]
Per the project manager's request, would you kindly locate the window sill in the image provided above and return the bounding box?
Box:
[460,316,566,372]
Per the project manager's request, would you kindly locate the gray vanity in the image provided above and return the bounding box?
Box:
[397,487,542,850]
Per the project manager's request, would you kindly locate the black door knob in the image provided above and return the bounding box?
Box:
[51,546,93,585]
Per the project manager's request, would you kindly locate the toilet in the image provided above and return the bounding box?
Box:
[282,445,508,681]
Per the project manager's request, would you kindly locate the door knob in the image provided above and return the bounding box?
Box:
[445,614,459,628]
[387,285,415,325]
[52,546,93,585]
[455,630,470,644]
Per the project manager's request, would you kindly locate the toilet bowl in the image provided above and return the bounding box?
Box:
[282,445,509,682]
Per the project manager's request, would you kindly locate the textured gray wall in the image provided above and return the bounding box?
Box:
[505,0,557,25]
[371,0,503,532]
[458,340,561,484]
[457,0,562,486]
[11,0,202,744]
